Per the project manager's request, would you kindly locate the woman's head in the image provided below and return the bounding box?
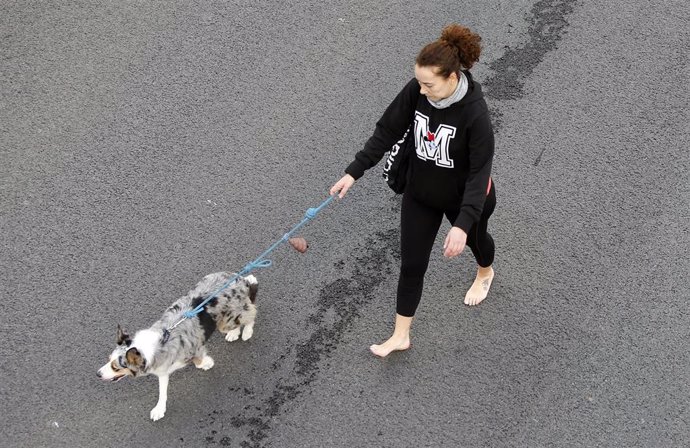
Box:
[415,24,482,101]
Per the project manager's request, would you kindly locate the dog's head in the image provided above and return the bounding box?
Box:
[97,325,147,382]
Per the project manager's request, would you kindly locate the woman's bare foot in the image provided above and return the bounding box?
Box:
[370,335,411,357]
[464,266,494,306]
[370,314,413,357]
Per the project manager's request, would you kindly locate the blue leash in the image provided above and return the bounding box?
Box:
[168,194,336,331]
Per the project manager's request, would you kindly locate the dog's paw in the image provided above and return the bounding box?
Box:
[150,405,166,421]
[241,325,254,341]
[197,356,214,370]
[225,328,241,342]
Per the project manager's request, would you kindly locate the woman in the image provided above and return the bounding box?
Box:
[330,24,496,357]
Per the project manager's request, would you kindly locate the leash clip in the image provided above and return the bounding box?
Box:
[168,316,187,331]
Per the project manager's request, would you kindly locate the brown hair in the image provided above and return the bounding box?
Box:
[415,24,482,78]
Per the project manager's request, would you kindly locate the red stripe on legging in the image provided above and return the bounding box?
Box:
[487,177,492,195]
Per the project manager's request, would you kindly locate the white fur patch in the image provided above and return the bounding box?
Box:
[197,356,214,370]
[132,329,159,363]
[225,328,241,342]
[241,324,254,341]
[150,404,166,421]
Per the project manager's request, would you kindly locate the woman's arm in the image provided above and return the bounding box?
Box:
[453,110,494,233]
[344,78,420,180]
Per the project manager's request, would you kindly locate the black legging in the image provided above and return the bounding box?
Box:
[396,183,496,317]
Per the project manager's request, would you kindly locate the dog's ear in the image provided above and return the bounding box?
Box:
[125,347,145,369]
[117,325,131,346]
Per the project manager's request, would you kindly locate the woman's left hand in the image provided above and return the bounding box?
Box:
[443,227,467,258]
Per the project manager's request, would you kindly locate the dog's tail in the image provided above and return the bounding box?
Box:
[243,274,259,303]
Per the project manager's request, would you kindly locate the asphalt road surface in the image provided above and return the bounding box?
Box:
[2,1,688,447]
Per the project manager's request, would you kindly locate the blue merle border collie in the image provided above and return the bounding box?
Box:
[97,272,258,421]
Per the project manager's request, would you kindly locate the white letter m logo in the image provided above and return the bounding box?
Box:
[414,112,456,168]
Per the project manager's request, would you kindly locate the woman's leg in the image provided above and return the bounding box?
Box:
[464,183,496,305]
[465,183,496,266]
[397,193,444,317]
[371,192,443,357]
[446,183,497,305]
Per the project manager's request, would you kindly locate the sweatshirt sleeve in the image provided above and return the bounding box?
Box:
[453,110,494,233]
[345,78,420,180]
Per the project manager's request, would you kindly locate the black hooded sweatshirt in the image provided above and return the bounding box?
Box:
[345,71,494,234]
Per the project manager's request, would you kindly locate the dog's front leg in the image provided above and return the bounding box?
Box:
[150,375,169,421]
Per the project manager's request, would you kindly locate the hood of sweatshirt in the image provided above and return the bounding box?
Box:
[453,70,485,107]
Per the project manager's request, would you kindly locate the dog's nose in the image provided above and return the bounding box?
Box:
[96,370,102,378]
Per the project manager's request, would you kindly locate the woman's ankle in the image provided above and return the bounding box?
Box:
[477,265,494,278]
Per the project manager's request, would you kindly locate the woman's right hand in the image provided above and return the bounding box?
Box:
[330,174,356,199]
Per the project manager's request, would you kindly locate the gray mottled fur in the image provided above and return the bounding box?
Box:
[141,271,257,373]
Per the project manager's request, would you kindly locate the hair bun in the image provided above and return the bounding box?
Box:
[416,24,483,75]
[440,24,482,68]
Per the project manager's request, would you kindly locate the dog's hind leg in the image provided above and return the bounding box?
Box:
[241,321,254,341]
[193,356,214,370]
[192,348,215,370]
[150,375,169,421]
[237,312,256,341]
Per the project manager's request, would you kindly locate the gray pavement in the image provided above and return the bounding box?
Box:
[2,1,689,447]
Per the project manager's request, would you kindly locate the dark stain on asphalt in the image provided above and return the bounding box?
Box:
[210,229,398,447]
[485,0,579,133]
[485,0,578,101]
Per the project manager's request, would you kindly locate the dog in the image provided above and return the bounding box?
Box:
[97,272,258,421]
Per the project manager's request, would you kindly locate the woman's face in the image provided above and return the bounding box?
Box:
[414,64,458,102]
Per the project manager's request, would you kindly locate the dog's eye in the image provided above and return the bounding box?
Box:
[117,356,127,369]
